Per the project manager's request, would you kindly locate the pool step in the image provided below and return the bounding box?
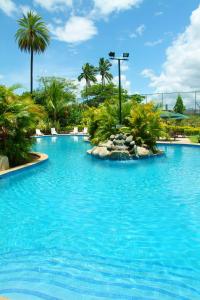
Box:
[0,250,200,300]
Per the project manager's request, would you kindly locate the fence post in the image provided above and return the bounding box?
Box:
[194,91,197,114]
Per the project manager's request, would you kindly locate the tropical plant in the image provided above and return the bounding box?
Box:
[78,63,97,91]
[173,95,185,114]
[0,85,45,166]
[81,83,120,107]
[128,102,164,151]
[35,77,77,128]
[15,11,50,93]
[86,98,137,144]
[98,58,113,86]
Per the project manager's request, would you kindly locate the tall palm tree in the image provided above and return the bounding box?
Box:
[78,63,97,91]
[15,11,50,94]
[98,58,113,86]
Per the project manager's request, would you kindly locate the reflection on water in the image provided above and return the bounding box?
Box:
[72,136,79,142]
[51,136,57,143]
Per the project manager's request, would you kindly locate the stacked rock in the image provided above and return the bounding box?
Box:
[87,133,153,160]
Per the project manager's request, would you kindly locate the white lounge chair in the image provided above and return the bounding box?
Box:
[35,129,44,136]
[83,127,88,134]
[73,127,78,135]
[51,128,58,135]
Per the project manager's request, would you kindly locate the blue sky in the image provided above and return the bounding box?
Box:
[0,0,200,95]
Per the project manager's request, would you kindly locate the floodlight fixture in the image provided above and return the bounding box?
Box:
[123,52,129,58]
[109,52,115,58]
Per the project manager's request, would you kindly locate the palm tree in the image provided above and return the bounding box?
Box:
[15,11,50,94]
[78,63,97,91]
[98,58,113,86]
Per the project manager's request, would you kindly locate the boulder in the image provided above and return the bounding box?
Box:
[99,140,113,148]
[137,147,150,157]
[125,135,133,145]
[110,135,115,141]
[113,145,129,151]
[88,146,110,159]
[113,139,125,146]
[115,133,124,140]
[0,156,9,171]
[110,150,130,160]
[87,149,93,155]
[130,140,136,146]
[98,147,111,159]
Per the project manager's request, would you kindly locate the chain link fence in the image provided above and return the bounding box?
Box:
[141,91,200,114]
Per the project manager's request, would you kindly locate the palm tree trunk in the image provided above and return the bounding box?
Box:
[30,48,33,94]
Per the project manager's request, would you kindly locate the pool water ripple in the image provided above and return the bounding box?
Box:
[0,136,200,299]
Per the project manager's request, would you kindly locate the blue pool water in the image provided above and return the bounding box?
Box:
[0,136,200,300]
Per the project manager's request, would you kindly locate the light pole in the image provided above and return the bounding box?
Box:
[109,52,129,125]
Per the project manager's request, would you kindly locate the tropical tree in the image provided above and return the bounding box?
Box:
[78,63,97,91]
[15,11,50,93]
[35,77,77,128]
[98,58,113,86]
[81,83,118,106]
[173,95,185,114]
[0,85,45,166]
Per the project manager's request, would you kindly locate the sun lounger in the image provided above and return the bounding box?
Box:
[51,128,58,135]
[35,129,44,136]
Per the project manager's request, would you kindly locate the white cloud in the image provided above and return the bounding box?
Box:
[112,60,129,72]
[34,0,72,11]
[0,0,17,16]
[113,74,131,92]
[130,24,145,38]
[142,5,200,92]
[121,63,129,72]
[92,0,143,16]
[145,39,163,47]
[155,11,163,16]
[19,5,35,14]
[50,16,97,43]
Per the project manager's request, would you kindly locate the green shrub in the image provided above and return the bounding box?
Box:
[165,125,200,137]
[0,85,45,166]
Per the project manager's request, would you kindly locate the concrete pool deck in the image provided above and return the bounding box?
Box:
[157,137,200,146]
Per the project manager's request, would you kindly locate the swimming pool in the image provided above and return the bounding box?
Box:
[0,136,200,300]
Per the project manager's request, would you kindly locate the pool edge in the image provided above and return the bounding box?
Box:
[0,152,48,178]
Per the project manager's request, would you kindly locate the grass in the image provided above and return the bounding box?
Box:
[189,135,200,143]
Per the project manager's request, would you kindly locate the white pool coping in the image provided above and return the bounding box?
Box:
[0,152,48,178]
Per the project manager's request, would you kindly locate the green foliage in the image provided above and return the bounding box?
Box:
[128,102,164,151]
[173,95,185,114]
[189,135,200,143]
[35,77,77,128]
[15,11,50,53]
[86,99,163,149]
[65,103,85,126]
[165,125,200,136]
[86,97,148,144]
[0,85,45,166]
[81,83,126,107]
[128,94,145,103]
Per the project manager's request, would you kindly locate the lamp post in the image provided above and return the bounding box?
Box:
[109,52,129,125]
